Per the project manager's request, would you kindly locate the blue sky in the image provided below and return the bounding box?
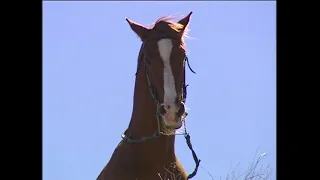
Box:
[43,1,276,180]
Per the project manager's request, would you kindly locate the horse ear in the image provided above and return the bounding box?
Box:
[126,18,150,41]
[177,12,192,31]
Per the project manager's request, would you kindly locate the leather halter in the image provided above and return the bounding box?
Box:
[121,37,200,179]
[135,37,196,105]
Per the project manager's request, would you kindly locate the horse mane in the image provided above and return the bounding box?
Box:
[149,15,190,51]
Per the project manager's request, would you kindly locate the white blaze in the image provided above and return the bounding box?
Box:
[157,39,176,105]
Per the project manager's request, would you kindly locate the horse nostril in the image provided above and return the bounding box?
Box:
[177,103,186,117]
[159,104,166,115]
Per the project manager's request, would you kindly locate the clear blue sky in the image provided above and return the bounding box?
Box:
[43,2,276,180]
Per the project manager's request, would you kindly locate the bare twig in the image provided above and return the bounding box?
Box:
[200,165,215,180]
[201,148,273,180]
[157,148,274,180]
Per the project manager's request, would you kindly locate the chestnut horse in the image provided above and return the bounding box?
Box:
[97,12,200,180]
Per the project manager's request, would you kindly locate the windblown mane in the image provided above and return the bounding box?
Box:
[149,15,190,51]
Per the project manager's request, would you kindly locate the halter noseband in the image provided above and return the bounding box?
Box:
[121,37,200,179]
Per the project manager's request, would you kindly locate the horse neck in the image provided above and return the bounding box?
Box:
[126,67,176,157]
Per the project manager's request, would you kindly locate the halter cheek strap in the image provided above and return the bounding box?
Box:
[122,39,200,179]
